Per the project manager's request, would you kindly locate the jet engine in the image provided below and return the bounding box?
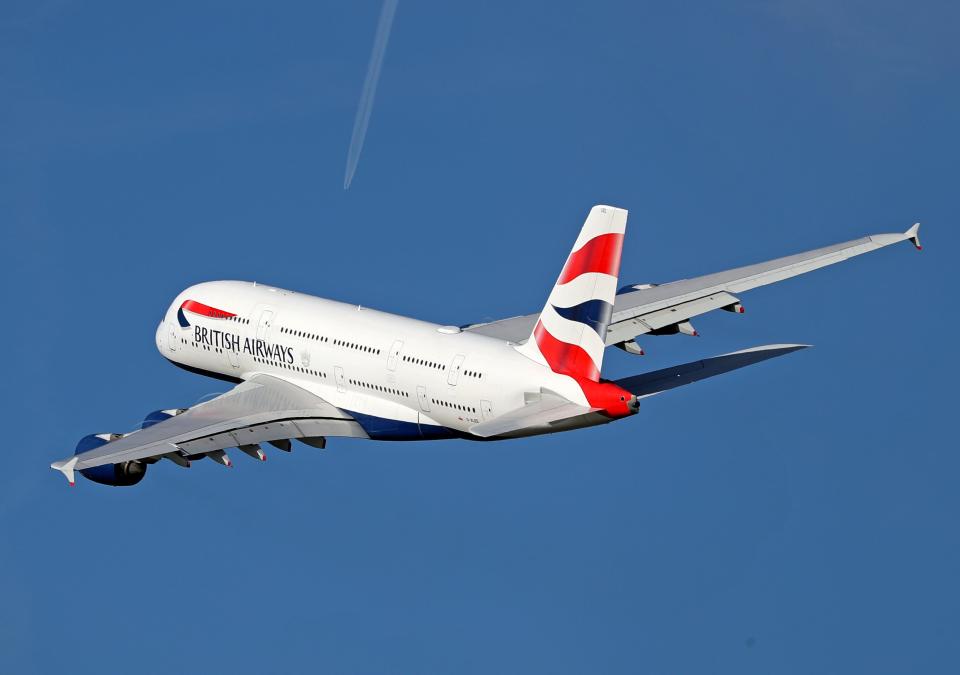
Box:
[74,434,147,487]
[141,408,186,429]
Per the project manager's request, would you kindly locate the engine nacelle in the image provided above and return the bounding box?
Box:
[141,408,187,429]
[74,434,147,487]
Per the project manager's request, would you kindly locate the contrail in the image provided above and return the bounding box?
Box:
[344,0,399,190]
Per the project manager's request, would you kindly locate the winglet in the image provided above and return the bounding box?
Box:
[906,223,922,250]
[51,456,79,486]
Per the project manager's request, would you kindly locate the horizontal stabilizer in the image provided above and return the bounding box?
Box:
[469,392,594,439]
[614,344,810,398]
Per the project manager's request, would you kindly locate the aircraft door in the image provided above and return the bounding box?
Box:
[480,400,493,420]
[387,340,403,371]
[225,340,240,368]
[256,309,274,341]
[334,366,346,393]
[447,354,466,386]
[417,386,430,412]
[167,321,177,352]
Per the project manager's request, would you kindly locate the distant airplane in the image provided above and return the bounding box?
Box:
[52,206,921,486]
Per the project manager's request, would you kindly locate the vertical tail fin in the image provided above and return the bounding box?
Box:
[516,205,627,381]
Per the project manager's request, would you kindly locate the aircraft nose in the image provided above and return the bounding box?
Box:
[156,300,179,355]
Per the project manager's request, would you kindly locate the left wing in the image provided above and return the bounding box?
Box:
[463,224,921,346]
[51,374,366,484]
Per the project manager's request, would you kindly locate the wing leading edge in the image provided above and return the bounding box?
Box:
[51,374,367,484]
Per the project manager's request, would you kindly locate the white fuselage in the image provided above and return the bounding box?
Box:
[156,281,598,439]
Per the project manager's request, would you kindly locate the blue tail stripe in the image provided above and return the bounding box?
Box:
[552,299,613,337]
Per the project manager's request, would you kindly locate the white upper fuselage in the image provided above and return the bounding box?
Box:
[155,281,598,438]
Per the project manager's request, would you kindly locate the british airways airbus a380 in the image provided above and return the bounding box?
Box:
[51,206,921,487]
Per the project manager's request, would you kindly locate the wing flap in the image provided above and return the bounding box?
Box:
[606,291,739,344]
[176,418,366,455]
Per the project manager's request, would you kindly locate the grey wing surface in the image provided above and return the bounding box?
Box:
[51,374,366,483]
[464,224,921,344]
[468,391,594,439]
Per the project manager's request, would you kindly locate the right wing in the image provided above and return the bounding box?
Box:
[463,224,922,345]
[51,374,367,484]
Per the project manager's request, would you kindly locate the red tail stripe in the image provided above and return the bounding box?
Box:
[577,377,636,417]
[533,321,600,382]
[557,233,624,285]
[181,300,236,319]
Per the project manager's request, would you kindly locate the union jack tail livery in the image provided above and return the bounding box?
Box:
[516,205,627,382]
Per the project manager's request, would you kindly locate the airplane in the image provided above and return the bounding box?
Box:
[51,205,922,487]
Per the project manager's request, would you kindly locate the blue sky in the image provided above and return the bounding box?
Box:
[0,1,956,673]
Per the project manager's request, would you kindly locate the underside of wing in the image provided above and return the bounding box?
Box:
[614,344,810,398]
[51,374,366,485]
